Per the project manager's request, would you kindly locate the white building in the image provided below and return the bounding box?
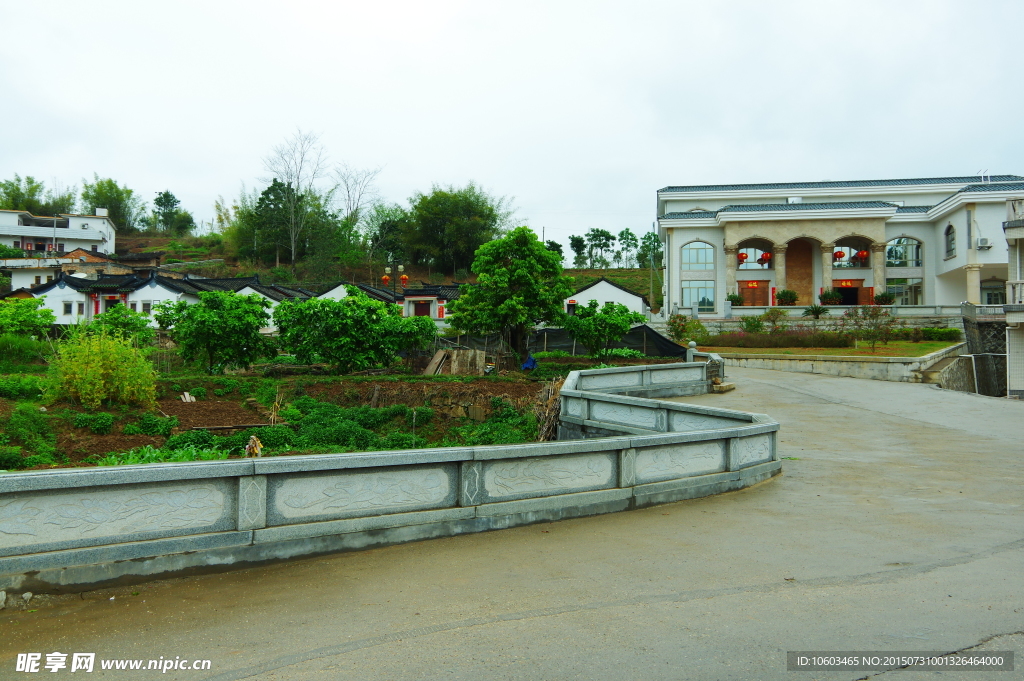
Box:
[657,175,1024,315]
[565,277,650,315]
[0,209,116,255]
[1003,202,1024,399]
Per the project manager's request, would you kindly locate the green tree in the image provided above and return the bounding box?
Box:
[91,304,156,345]
[840,306,903,350]
[407,183,512,275]
[274,291,436,373]
[545,240,564,260]
[563,300,645,358]
[617,228,639,267]
[585,228,616,268]
[568,235,588,268]
[148,190,195,236]
[447,227,575,359]
[161,291,276,373]
[638,232,664,268]
[81,175,145,234]
[0,298,56,336]
[0,175,76,215]
[362,202,411,265]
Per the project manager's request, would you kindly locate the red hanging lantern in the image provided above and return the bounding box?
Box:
[833,250,845,260]
[381,274,390,286]
[856,249,870,260]
[761,252,772,260]
[399,274,409,288]
[737,252,748,263]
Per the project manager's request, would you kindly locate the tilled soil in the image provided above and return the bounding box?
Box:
[158,398,263,430]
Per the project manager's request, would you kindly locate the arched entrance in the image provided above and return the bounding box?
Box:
[783,238,817,306]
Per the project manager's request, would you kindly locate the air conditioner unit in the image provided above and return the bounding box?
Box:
[977,237,993,249]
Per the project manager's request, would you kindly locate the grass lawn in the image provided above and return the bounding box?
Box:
[701,340,962,357]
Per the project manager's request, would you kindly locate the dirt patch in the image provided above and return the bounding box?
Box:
[56,432,164,465]
[304,379,543,418]
[158,398,262,430]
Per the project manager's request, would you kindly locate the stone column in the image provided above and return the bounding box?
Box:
[871,243,886,301]
[773,246,787,294]
[724,245,738,296]
[965,264,982,304]
[821,243,835,298]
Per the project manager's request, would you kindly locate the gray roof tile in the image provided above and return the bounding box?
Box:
[659,175,1024,193]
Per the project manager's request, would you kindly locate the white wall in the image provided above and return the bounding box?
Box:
[567,279,646,314]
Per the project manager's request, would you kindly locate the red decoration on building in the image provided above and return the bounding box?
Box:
[834,250,845,260]
[399,274,409,288]
[737,252,748,263]
[856,249,870,260]
[381,275,390,286]
[761,252,772,260]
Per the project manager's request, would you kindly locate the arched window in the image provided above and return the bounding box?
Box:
[681,241,714,270]
[833,238,871,269]
[737,239,773,269]
[886,237,922,267]
[945,225,956,258]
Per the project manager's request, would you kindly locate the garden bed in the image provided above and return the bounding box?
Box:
[700,340,960,358]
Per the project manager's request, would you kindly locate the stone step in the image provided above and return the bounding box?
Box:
[919,357,956,384]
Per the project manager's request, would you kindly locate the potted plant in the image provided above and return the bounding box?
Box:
[819,289,843,305]
[726,293,744,306]
[775,289,798,306]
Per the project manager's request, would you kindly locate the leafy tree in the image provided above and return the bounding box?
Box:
[91,304,156,345]
[0,244,26,258]
[46,327,156,410]
[407,183,512,275]
[545,240,564,260]
[274,290,436,373]
[585,228,616,268]
[564,300,645,358]
[148,190,195,236]
[362,202,411,265]
[0,174,77,215]
[447,226,575,359]
[568,235,588,268]
[0,298,56,336]
[839,305,903,350]
[637,231,664,268]
[81,175,146,234]
[161,291,276,373]
[617,229,639,267]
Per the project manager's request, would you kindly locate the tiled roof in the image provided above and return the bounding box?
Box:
[660,211,718,220]
[896,205,932,213]
[661,202,898,220]
[659,175,1024,193]
[959,181,1024,193]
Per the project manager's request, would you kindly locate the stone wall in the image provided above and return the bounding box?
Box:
[0,362,780,593]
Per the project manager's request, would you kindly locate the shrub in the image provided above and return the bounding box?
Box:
[91,305,156,345]
[602,348,645,358]
[838,306,903,350]
[0,374,44,399]
[0,445,25,470]
[704,331,852,349]
[164,429,216,450]
[874,292,896,305]
[189,386,208,400]
[46,328,157,410]
[73,412,115,435]
[4,403,56,458]
[667,314,710,344]
[761,308,788,333]
[441,398,537,446]
[801,305,830,320]
[922,327,961,341]
[94,445,230,466]
[532,350,570,359]
[726,293,744,306]
[819,289,843,305]
[0,298,56,336]
[738,316,765,334]
[0,333,49,364]
[122,414,178,437]
[775,289,798,306]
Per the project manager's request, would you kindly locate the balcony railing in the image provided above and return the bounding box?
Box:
[1009,281,1024,305]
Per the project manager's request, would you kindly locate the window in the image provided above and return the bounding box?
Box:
[566,302,577,316]
[77,302,84,315]
[886,237,922,267]
[680,241,714,270]
[13,241,19,248]
[91,245,98,252]
[982,280,1006,305]
[142,301,152,315]
[63,302,73,315]
[681,280,715,313]
[46,275,53,283]
[832,241,871,268]
[129,302,137,312]
[34,276,41,285]
[945,225,956,258]
[886,278,923,305]
[57,243,64,252]
[737,240,773,269]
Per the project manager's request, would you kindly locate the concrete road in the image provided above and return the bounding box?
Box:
[2,367,1022,681]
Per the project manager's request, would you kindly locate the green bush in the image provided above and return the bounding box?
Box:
[0,333,49,364]
[819,289,843,305]
[122,413,178,437]
[94,445,229,466]
[775,289,798,306]
[0,374,44,399]
[441,398,536,446]
[874,292,896,305]
[0,445,25,470]
[922,327,961,341]
[189,386,208,400]
[4,403,56,458]
[801,305,830,320]
[73,412,115,435]
[46,328,157,410]
[738,316,765,334]
[602,348,645,358]
[666,314,710,344]
[704,331,852,348]
[532,350,570,359]
[164,429,216,450]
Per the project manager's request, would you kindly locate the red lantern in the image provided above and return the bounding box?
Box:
[833,250,845,260]
[737,252,748,263]
[856,249,870,260]
[399,274,409,288]
[381,275,390,286]
[761,252,772,260]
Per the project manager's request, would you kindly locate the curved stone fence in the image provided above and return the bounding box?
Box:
[0,362,780,593]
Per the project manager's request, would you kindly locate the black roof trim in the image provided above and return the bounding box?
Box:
[571,277,650,308]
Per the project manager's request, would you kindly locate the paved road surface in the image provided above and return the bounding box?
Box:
[3,367,1022,680]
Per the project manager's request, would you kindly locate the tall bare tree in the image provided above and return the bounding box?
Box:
[334,163,381,224]
[262,129,330,272]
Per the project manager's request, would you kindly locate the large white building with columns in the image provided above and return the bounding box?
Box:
[657,175,1024,315]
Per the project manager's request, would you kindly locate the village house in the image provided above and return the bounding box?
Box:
[0,208,116,255]
[564,277,650,316]
[657,175,1024,315]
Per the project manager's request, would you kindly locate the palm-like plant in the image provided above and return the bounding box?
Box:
[801,305,830,320]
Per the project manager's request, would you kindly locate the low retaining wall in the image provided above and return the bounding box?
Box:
[0,363,780,593]
[718,343,966,383]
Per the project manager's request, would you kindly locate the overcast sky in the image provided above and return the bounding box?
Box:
[3,0,1024,251]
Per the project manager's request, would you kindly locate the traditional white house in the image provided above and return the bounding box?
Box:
[30,272,206,326]
[565,277,650,316]
[657,175,1024,315]
[0,209,117,255]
